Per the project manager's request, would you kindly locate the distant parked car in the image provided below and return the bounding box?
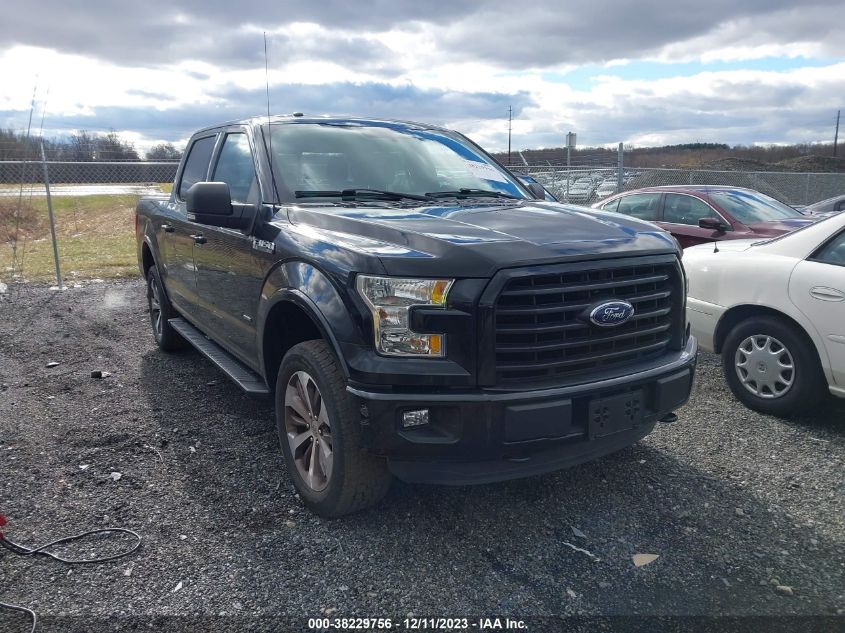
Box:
[594,179,617,200]
[593,185,816,248]
[515,174,558,201]
[801,193,845,219]
[684,213,845,416]
[566,179,596,203]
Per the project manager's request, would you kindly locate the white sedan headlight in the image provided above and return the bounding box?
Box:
[356,275,454,357]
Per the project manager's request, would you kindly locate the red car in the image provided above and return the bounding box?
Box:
[592,185,816,248]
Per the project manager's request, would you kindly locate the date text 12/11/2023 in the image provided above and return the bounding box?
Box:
[307,617,528,630]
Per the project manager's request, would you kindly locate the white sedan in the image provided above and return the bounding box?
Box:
[684,212,845,416]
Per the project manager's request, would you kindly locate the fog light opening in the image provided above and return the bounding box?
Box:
[402,409,430,428]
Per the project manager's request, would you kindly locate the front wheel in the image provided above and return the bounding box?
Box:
[275,340,391,517]
[721,316,824,417]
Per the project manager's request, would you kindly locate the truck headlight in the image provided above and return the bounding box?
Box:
[356,275,453,357]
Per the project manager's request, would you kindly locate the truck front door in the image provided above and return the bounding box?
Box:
[192,130,263,364]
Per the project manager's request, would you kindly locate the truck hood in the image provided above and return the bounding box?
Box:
[284,200,677,277]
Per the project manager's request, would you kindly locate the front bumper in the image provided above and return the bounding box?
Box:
[686,297,724,353]
[347,337,697,485]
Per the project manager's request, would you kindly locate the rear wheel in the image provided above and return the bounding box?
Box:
[721,316,825,417]
[275,340,391,517]
[146,265,184,352]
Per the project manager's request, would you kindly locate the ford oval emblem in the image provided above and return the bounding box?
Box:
[589,300,635,327]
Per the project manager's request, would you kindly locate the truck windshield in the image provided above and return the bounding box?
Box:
[709,190,802,224]
[264,121,529,203]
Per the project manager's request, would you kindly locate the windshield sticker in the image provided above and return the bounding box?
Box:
[463,159,509,183]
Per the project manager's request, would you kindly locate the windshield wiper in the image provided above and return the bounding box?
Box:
[425,188,519,200]
[295,188,431,202]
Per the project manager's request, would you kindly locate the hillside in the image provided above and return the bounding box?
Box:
[492,143,845,172]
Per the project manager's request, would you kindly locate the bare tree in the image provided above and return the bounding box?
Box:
[146,142,182,160]
[96,130,140,160]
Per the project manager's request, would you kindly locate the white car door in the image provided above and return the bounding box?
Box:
[789,229,845,387]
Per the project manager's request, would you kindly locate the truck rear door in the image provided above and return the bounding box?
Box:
[165,133,218,321]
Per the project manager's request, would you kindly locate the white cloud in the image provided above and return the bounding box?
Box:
[1,1,843,151]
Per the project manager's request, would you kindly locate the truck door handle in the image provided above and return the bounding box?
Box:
[161,223,175,233]
[190,234,207,245]
[810,286,845,302]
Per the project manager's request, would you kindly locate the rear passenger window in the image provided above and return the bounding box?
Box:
[212,133,258,203]
[616,193,661,221]
[178,136,216,200]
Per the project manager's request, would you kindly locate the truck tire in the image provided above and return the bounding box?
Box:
[721,315,825,417]
[275,340,392,517]
[146,265,185,352]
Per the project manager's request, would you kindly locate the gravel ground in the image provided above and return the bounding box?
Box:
[1,280,843,631]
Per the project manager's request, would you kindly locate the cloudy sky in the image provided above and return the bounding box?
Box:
[1,0,843,155]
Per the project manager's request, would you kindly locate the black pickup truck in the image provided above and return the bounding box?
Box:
[136,115,696,517]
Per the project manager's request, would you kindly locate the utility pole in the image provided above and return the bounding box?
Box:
[835,110,840,158]
[507,106,512,165]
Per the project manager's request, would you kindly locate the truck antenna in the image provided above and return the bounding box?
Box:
[263,31,280,204]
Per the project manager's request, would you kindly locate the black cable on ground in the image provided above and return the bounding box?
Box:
[0,517,141,633]
[0,600,38,633]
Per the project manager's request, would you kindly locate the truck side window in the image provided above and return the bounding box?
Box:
[178,136,216,200]
[212,133,258,204]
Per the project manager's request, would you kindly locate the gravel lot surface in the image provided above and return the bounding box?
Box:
[1,280,843,630]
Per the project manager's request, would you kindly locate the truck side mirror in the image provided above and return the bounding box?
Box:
[527,182,546,200]
[186,182,256,231]
[186,182,232,216]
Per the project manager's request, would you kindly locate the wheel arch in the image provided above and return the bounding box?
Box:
[141,240,155,279]
[259,289,351,393]
[713,304,829,377]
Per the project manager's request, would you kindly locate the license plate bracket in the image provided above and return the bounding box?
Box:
[588,390,644,439]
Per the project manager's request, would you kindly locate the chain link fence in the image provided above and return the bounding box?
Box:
[2,155,844,287]
[2,159,842,205]
[518,165,845,207]
[0,160,178,184]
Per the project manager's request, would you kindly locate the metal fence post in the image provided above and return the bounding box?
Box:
[617,143,623,194]
[39,141,62,289]
[565,147,571,202]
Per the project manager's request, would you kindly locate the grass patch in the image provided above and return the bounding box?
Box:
[0,199,43,242]
[1,194,140,282]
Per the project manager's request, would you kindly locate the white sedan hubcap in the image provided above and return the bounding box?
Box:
[734,335,795,399]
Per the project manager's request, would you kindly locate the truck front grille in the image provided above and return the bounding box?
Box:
[493,258,679,386]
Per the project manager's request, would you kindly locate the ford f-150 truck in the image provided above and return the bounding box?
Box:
[136,115,697,517]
